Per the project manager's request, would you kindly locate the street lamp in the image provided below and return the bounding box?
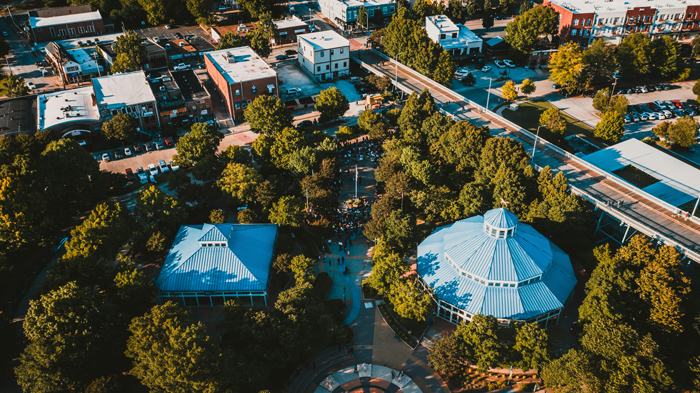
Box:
[485,77,493,112]
[608,76,618,107]
[395,52,403,84]
[531,125,543,163]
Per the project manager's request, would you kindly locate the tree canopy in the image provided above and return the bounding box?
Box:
[111,31,146,73]
[504,5,558,57]
[245,95,293,136]
[315,87,350,123]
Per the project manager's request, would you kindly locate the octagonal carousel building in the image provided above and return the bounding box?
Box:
[416,208,577,328]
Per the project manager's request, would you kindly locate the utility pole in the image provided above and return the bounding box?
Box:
[531,125,543,164]
[692,193,700,219]
[355,164,358,200]
[485,77,493,112]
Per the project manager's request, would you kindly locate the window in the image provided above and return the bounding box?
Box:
[50,27,56,37]
[36,27,41,32]
[613,17,619,24]
[317,66,321,71]
[335,63,338,69]
[495,283,501,287]
[573,19,579,26]
[343,61,347,67]
[330,49,334,55]
[572,29,577,36]
[488,282,494,286]
[68,28,75,35]
[251,86,257,94]
[86,25,94,32]
[326,64,329,70]
[59,29,66,36]
[440,33,446,39]
[452,32,457,38]
[390,6,394,12]
[236,89,240,96]
[586,19,591,25]
[340,48,343,53]
[78,27,84,34]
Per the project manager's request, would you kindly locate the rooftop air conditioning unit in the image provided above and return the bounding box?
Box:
[179,41,185,47]
[160,86,166,91]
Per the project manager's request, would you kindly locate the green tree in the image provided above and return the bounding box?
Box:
[256,180,280,213]
[209,208,227,223]
[0,36,10,59]
[693,79,700,101]
[250,27,272,58]
[288,146,318,177]
[520,78,536,96]
[16,282,123,392]
[390,278,432,321]
[273,253,292,274]
[358,6,368,28]
[539,107,566,135]
[594,111,625,143]
[650,35,684,79]
[186,0,212,19]
[549,43,586,94]
[428,335,466,375]
[411,0,436,20]
[499,0,513,14]
[504,5,558,57]
[433,50,456,85]
[215,31,249,50]
[113,268,157,319]
[111,31,146,73]
[315,87,350,123]
[126,302,225,392]
[102,113,137,141]
[513,323,549,372]
[617,33,651,79]
[583,38,617,83]
[146,231,167,253]
[501,80,518,101]
[269,196,305,226]
[542,349,603,391]
[220,144,253,167]
[383,209,416,255]
[244,95,293,136]
[217,162,263,204]
[358,109,383,133]
[270,126,305,169]
[238,208,255,223]
[0,73,28,97]
[238,0,273,19]
[133,184,187,231]
[448,0,465,22]
[482,9,494,30]
[669,116,699,148]
[290,255,317,284]
[63,201,132,263]
[174,122,223,166]
[452,314,508,372]
[192,154,223,183]
[466,0,477,17]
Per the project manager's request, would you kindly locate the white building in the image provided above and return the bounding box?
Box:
[297,31,350,81]
[319,0,396,30]
[92,71,160,131]
[425,15,483,56]
[45,42,104,84]
[37,87,100,137]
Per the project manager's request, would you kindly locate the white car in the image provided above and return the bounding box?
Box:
[124,147,132,156]
[159,159,169,173]
[646,112,656,120]
[639,86,649,93]
[481,65,491,72]
[663,110,673,118]
[102,153,110,162]
[638,113,649,121]
[27,81,36,90]
[148,163,159,176]
[503,59,516,68]
[495,60,506,68]
[656,112,666,120]
[624,115,630,123]
[173,63,188,70]
[653,100,667,109]
[285,87,302,95]
[170,160,180,171]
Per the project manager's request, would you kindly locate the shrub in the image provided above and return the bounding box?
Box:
[335,325,354,344]
[325,298,346,323]
[362,279,379,298]
[313,272,333,299]
[272,253,292,274]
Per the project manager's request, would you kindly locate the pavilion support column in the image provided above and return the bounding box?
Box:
[621,223,631,244]
[250,294,254,307]
[594,210,605,235]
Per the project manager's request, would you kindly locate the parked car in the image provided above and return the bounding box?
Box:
[125,168,135,181]
[646,112,657,120]
[673,109,686,118]
[285,49,297,55]
[144,143,153,152]
[494,60,505,68]
[481,65,491,72]
[673,100,683,109]
[124,147,132,156]
[639,86,649,93]
[663,110,673,118]
[638,113,649,121]
[154,141,164,150]
[165,24,172,29]
[170,160,180,171]
[218,4,227,10]
[159,159,169,173]
[276,54,289,60]
[102,152,111,162]
[114,150,124,159]
[164,138,174,148]
[653,100,667,109]
[656,112,666,120]
[173,63,188,70]
[503,59,515,68]
[148,163,159,176]
[27,81,36,90]
[137,167,148,184]
[285,87,302,95]
[630,114,640,122]
[349,77,363,84]
[623,115,630,123]
[133,144,142,154]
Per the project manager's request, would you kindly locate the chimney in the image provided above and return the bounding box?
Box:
[91,93,97,106]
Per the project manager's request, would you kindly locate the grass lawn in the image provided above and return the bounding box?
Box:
[502,99,598,150]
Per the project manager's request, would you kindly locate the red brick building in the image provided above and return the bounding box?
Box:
[29,5,114,43]
[204,47,279,120]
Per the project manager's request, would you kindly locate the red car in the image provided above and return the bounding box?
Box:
[125,168,135,181]
[164,138,174,148]
[673,100,683,109]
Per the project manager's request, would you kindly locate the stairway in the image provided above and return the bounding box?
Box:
[287,346,355,393]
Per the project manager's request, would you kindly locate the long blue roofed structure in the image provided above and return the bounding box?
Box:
[156,223,278,307]
[416,208,576,327]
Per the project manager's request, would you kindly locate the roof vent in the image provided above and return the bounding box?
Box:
[179,41,185,47]
[160,86,165,91]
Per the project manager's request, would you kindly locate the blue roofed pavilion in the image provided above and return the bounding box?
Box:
[156,223,278,307]
[416,208,576,327]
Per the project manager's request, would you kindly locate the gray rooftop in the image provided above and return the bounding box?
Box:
[204,46,277,84]
[172,69,209,101]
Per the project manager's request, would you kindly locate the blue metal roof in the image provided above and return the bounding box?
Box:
[416,208,577,320]
[156,224,278,293]
[483,208,519,229]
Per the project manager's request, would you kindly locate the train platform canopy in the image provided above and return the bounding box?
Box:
[582,138,700,207]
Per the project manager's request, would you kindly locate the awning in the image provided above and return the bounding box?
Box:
[294,29,306,33]
[267,84,275,91]
[279,31,288,35]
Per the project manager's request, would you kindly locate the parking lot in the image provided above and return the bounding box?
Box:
[274,58,323,100]
[133,24,214,48]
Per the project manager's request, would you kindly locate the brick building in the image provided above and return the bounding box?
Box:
[204,47,278,120]
[545,0,700,46]
[30,5,113,43]
[92,71,160,131]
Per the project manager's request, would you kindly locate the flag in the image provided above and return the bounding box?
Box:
[356,165,358,180]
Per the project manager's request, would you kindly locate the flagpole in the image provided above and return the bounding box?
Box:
[355,165,358,200]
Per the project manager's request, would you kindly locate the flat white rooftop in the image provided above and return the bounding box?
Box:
[204,46,276,85]
[92,71,156,108]
[274,16,307,29]
[30,10,102,28]
[38,86,99,130]
[298,31,350,51]
[67,47,103,73]
[341,0,395,8]
[582,138,700,207]
[548,0,694,14]
[46,33,123,50]
[427,15,459,33]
